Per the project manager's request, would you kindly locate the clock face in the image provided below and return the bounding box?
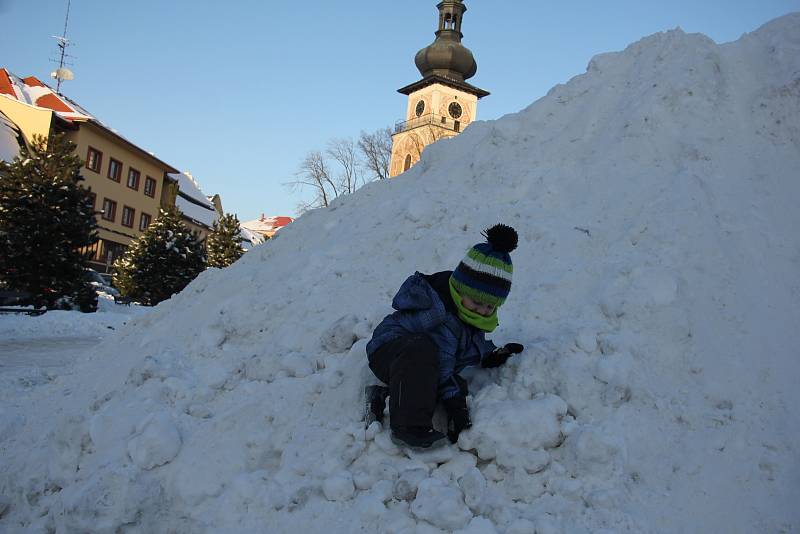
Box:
[415,100,425,117]
[448,102,463,119]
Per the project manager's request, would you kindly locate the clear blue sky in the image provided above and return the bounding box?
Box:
[1,0,797,220]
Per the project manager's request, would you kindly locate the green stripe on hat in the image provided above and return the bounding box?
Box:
[450,277,506,307]
[466,248,514,274]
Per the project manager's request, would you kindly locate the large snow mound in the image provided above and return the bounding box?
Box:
[2,13,799,533]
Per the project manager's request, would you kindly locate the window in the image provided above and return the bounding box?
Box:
[101,198,117,222]
[126,168,141,190]
[121,206,135,228]
[144,176,157,198]
[139,212,152,231]
[86,147,103,173]
[101,240,127,267]
[108,158,122,182]
[403,154,412,172]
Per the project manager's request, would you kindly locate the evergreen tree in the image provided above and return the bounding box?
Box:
[206,213,244,268]
[113,207,206,305]
[0,133,98,311]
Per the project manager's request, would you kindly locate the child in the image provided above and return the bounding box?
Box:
[366,224,524,449]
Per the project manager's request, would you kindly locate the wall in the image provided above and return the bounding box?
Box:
[65,121,176,270]
[390,83,479,177]
[0,95,53,147]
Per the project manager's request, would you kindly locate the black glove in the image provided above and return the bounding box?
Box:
[442,395,471,444]
[481,342,525,368]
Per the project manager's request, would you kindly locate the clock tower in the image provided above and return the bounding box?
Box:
[389,0,489,177]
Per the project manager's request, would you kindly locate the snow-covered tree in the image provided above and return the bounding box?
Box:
[0,133,98,311]
[113,207,206,305]
[206,213,244,268]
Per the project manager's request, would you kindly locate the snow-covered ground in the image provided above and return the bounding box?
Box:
[1,14,799,534]
[0,296,149,412]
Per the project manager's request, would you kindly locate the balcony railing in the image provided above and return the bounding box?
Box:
[394,113,462,134]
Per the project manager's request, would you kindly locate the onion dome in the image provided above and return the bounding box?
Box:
[414,0,477,82]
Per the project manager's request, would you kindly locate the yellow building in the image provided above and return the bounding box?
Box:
[390,0,489,177]
[0,68,180,272]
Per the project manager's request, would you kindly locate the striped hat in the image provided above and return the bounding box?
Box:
[450,224,518,307]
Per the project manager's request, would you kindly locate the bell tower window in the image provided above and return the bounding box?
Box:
[404,155,412,172]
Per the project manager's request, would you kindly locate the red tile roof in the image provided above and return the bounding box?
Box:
[0,69,91,121]
[0,69,16,97]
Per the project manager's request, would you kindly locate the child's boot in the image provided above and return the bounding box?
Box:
[390,426,447,449]
[364,385,389,428]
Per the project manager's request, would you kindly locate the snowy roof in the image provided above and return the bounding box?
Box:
[0,111,21,162]
[171,172,215,210]
[238,226,264,250]
[170,172,219,229]
[0,69,91,121]
[0,68,178,172]
[241,214,294,236]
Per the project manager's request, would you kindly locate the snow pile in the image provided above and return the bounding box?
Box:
[2,14,799,533]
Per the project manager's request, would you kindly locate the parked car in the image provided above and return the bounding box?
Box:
[85,268,120,297]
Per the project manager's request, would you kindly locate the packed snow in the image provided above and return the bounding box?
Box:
[1,14,799,533]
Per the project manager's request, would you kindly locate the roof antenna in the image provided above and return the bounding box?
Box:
[50,0,75,94]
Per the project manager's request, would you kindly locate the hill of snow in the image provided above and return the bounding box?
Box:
[2,13,799,534]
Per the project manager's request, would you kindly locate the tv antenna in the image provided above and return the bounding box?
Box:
[50,0,75,93]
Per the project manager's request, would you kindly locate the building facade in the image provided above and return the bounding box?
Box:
[0,69,180,272]
[389,0,489,177]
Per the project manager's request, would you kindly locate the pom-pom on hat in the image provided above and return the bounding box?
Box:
[450,224,518,307]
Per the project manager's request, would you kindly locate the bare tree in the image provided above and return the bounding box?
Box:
[327,137,362,194]
[358,127,392,181]
[286,150,339,211]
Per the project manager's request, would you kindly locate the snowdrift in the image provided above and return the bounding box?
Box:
[2,14,799,534]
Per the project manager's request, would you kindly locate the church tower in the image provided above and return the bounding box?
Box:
[389,0,489,177]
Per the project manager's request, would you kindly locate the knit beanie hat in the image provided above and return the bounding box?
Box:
[450,224,518,307]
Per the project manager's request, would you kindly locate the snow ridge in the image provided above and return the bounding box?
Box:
[1,13,799,533]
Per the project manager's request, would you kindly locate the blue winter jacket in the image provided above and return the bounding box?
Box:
[366,271,497,399]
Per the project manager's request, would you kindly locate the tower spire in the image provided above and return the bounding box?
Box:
[414,0,477,82]
[388,1,489,177]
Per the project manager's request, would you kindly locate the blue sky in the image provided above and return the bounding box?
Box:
[1,0,797,220]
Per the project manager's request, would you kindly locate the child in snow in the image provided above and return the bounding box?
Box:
[366,224,524,449]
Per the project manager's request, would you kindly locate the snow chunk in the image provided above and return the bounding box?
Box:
[564,425,627,478]
[393,467,428,501]
[457,467,487,512]
[320,314,360,353]
[322,472,355,501]
[460,395,567,459]
[127,412,182,470]
[411,477,473,530]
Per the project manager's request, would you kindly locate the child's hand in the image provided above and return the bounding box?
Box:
[481,343,525,368]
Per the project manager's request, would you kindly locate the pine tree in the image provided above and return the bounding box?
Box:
[206,213,244,268]
[113,207,206,305]
[0,133,98,311]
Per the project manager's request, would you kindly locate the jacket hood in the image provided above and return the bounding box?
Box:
[391,272,448,323]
